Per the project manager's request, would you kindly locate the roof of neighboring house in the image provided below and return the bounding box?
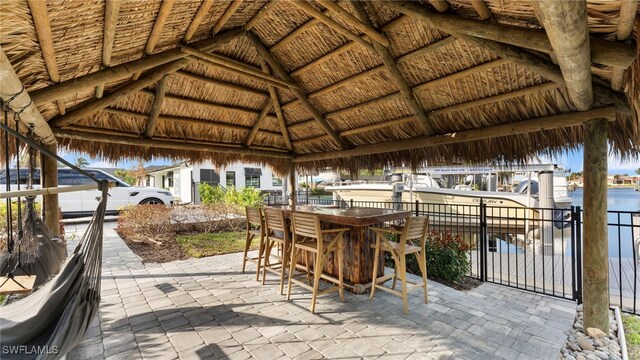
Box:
[145,162,188,174]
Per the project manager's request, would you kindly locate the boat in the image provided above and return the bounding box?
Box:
[325,164,572,228]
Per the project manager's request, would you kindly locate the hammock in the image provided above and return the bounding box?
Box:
[0,185,108,360]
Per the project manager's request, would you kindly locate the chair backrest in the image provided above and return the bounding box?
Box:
[291,212,322,240]
[402,216,429,243]
[264,208,287,234]
[246,207,263,228]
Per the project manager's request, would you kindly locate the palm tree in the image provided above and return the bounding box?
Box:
[75,157,89,168]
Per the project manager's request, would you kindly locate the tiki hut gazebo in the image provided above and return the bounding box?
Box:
[1,0,638,333]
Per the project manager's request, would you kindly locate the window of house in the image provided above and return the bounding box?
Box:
[226,171,236,187]
[166,171,174,188]
[245,175,260,188]
[200,169,219,186]
[272,176,282,186]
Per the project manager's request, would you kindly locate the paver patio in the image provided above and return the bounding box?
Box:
[66,223,576,360]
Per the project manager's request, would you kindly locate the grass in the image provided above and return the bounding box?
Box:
[176,231,257,258]
[0,294,5,305]
[623,313,640,359]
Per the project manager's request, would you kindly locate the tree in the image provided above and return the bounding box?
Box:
[75,157,89,168]
[636,168,640,175]
[114,161,147,186]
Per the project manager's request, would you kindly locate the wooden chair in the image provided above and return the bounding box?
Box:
[370,216,429,314]
[262,208,291,294]
[242,207,265,281]
[287,212,347,313]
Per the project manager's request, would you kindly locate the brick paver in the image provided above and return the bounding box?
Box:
[67,223,576,359]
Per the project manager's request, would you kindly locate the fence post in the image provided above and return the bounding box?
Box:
[480,199,487,282]
[415,200,419,216]
[350,199,354,208]
[575,206,583,304]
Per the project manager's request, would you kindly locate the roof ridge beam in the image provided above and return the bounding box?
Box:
[289,1,376,52]
[180,45,298,89]
[144,75,170,137]
[379,0,637,69]
[54,129,292,159]
[133,0,175,80]
[27,0,65,115]
[293,107,617,163]
[96,0,121,98]
[246,31,348,150]
[30,27,244,105]
[316,0,389,46]
[350,1,434,135]
[535,1,593,110]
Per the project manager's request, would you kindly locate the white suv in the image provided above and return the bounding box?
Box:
[0,168,174,218]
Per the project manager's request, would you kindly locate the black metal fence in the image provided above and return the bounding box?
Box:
[267,195,640,314]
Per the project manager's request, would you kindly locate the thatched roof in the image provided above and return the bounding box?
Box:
[1,0,638,174]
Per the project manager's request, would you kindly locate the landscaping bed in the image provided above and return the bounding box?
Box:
[623,313,640,359]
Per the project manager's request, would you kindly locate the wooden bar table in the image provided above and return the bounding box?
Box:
[267,205,410,294]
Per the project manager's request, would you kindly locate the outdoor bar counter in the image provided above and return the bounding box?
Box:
[267,205,410,294]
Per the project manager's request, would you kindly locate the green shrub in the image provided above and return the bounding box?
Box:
[385,229,470,283]
[198,183,265,208]
[198,183,225,204]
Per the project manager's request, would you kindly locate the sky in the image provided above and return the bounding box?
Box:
[60,145,639,175]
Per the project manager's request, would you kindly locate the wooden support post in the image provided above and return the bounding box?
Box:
[289,163,297,207]
[582,118,609,332]
[40,144,59,237]
[144,75,170,137]
[246,31,347,149]
[535,1,593,110]
[351,1,434,136]
[96,0,121,98]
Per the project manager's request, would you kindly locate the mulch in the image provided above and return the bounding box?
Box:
[118,232,188,263]
[431,276,483,291]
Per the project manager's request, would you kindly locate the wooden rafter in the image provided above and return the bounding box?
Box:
[184,0,214,42]
[51,60,188,128]
[293,107,616,163]
[104,108,282,138]
[144,75,170,137]
[54,128,291,159]
[429,0,449,12]
[245,99,274,146]
[180,45,297,89]
[380,1,636,69]
[316,0,389,46]
[132,0,175,80]
[535,1,593,111]
[351,1,434,135]
[611,0,639,91]
[213,0,243,35]
[470,0,492,21]
[246,31,347,149]
[26,0,65,115]
[290,1,376,52]
[30,28,244,105]
[96,0,121,98]
[258,59,292,150]
[245,1,275,30]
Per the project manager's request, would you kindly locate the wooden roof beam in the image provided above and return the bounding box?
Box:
[245,1,276,30]
[380,1,637,69]
[289,1,376,53]
[184,0,214,42]
[96,0,121,98]
[245,98,274,146]
[54,128,291,159]
[133,0,175,80]
[293,107,616,163]
[180,45,298,89]
[246,31,348,150]
[429,0,449,12]
[104,108,282,137]
[350,1,434,135]
[470,0,492,21]
[27,0,65,115]
[30,28,244,105]
[611,0,639,91]
[260,59,293,150]
[316,0,389,47]
[535,1,592,111]
[213,0,243,35]
[144,75,169,137]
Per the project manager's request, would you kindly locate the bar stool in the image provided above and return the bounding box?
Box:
[287,212,347,313]
[242,206,265,281]
[262,208,291,294]
[370,216,429,314]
